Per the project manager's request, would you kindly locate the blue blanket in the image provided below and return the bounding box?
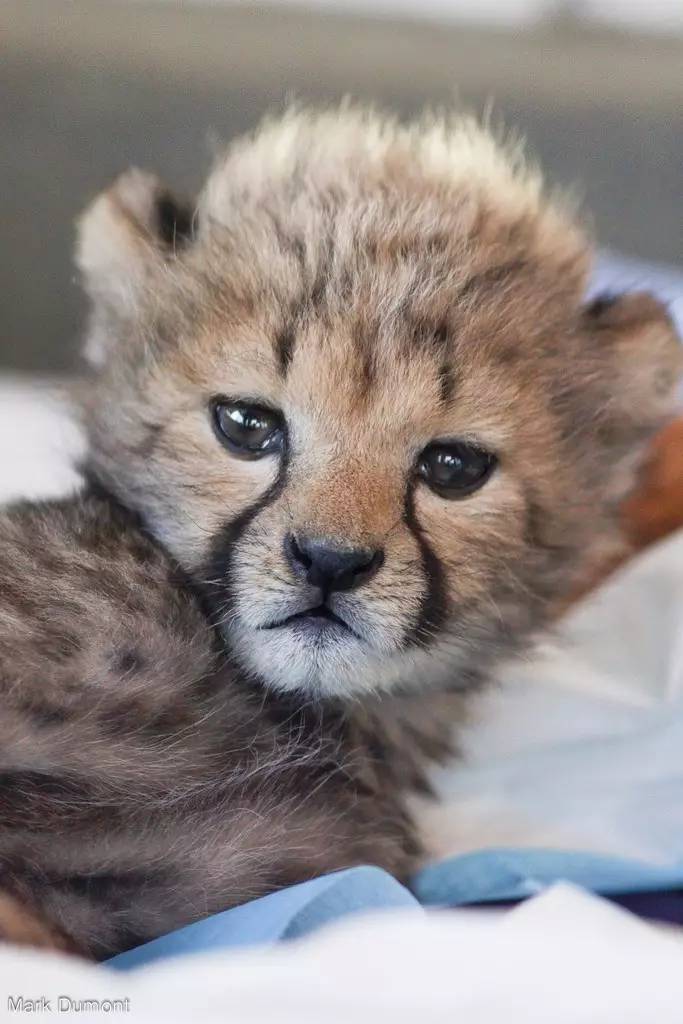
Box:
[109,850,683,970]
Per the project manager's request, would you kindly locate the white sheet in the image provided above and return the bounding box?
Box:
[420,529,683,865]
[0,376,84,503]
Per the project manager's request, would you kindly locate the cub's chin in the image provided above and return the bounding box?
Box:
[227,614,462,700]
[225,612,409,699]
[228,617,376,698]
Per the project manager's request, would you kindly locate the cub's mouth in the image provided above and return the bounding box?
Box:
[263,604,362,641]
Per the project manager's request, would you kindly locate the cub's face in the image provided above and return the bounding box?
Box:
[77,112,681,699]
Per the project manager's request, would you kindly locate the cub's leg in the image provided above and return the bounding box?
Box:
[0,889,86,956]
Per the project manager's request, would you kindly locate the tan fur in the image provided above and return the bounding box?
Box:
[0,891,81,955]
[76,105,681,700]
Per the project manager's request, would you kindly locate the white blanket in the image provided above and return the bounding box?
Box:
[0,884,681,1024]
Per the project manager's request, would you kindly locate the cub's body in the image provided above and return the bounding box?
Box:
[0,491,430,957]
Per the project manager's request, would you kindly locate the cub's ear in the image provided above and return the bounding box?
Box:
[76,169,194,366]
[583,291,682,440]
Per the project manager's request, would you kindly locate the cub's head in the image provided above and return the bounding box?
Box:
[76,107,681,699]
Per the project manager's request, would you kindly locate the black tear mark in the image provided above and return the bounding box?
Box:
[402,484,449,648]
[199,444,290,641]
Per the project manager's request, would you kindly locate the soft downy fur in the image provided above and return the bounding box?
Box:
[0,493,435,957]
[0,105,680,956]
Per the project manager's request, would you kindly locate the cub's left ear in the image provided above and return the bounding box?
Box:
[76,169,194,365]
[583,291,682,437]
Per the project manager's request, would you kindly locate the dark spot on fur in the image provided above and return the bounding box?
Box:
[275,324,296,375]
[359,345,376,392]
[654,367,674,396]
[112,648,146,676]
[493,343,521,366]
[309,269,327,309]
[457,260,527,301]
[38,632,82,663]
[523,489,575,561]
[142,703,192,738]
[0,772,92,829]
[339,265,354,302]
[309,232,334,310]
[105,697,191,741]
[407,315,450,358]
[290,235,307,270]
[351,320,378,395]
[524,493,549,550]
[49,868,166,903]
[100,701,144,737]
[266,209,307,275]
[584,292,619,320]
[131,422,164,459]
[367,732,389,767]
[155,192,193,249]
[432,323,450,348]
[438,363,455,405]
[14,699,71,729]
[0,580,39,617]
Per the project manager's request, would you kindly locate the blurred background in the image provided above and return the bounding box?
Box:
[1,0,682,374]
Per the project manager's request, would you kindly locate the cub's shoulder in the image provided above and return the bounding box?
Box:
[0,489,216,714]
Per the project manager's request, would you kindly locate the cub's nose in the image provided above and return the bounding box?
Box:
[284,534,384,593]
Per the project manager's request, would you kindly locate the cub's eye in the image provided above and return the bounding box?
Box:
[211,399,285,459]
[417,441,496,498]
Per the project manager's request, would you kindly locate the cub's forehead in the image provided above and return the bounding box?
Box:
[175,198,579,406]
[193,107,590,319]
[156,108,593,439]
[165,235,559,457]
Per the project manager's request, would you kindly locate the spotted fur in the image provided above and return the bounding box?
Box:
[0,492,440,957]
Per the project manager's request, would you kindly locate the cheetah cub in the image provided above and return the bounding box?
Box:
[0,106,679,957]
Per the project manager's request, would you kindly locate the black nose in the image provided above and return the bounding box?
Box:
[284,534,384,593]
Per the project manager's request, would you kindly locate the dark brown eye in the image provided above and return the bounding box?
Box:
[211,399,285,459]
[418,441,496,498]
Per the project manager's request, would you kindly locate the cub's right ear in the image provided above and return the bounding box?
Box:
[76,169,194,366]
[582,290,682,439]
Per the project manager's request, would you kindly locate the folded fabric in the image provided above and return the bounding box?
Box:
[108,851,683,972]
[109,867,419,970]
[414,848,683,907]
